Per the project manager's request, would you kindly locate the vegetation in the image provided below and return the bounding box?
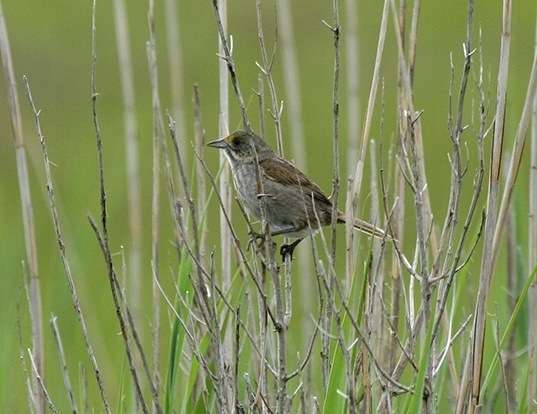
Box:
[1,0,536,412]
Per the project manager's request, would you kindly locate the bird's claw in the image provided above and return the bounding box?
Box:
[280,243,296,262]
[248,231,267,250]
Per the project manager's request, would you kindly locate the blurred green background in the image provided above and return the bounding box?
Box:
[0,0,535,411]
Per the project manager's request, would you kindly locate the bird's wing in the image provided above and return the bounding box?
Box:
[259,157,331,205]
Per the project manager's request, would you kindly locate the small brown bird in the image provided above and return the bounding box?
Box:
[208,129,386,260]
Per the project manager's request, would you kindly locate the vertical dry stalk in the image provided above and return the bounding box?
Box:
[277,0,305,166]
[164,0,186,155]
[193,85,208,263]
[276,0,313,327]
[214,0,235,409]
[147,0,163,402]
[27,349,58,414]
[328,0,341,265]
[211,0,251,130]
[112,0,143,324]
[345,0,389,291]
[369,140,385,363]
[90,2,157,411]
[0,3,44,412]
[168,117,233,412]
[389,0,438,255]
[504,173,517,413]
[529,82,537,414]
[470,9,512,399]
[254,75,270,411]
[255,0,284,155]
[50,316,78,414]
[388,0,407,374]
[345,0,360,175]
[24,76,111,414]
[471,1,537,408]
[407,0,421,83]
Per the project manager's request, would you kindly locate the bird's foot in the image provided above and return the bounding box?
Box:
[280,239,302,262]
[247,230,265,250]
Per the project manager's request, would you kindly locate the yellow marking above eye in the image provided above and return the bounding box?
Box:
[225,134,239,145]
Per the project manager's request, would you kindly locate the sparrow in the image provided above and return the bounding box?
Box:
[208,129,386,260]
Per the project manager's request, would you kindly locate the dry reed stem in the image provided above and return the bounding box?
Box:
[193,85,208,264]
[471,0,537,408]
[255,0,284,155]
[277,0,305,167]
[0,3,44,412]
[275,0,313,331]
[505,169,517,413]
[345,0,389,291]
[211,0,251,130]
[168,116,233,411]
[469,6,512,401]
[214,0,235,409]
[164,0,186,157]
[23,76,111,414]
[27,349,57,414]
[90,1,156,411]
[345,0,360,175]
[50,316,78,413]
[529,73,537,414]
[389,0,438,256]
[112,0,143,325]
[147,0,164,403]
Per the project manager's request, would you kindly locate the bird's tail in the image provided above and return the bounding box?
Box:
[337,213,388,239]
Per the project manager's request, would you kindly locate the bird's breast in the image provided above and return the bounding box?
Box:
[231,163,262,218]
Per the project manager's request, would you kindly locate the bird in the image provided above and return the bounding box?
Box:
[207,129,387,260]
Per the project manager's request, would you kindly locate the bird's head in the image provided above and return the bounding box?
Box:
[207,130,272,164]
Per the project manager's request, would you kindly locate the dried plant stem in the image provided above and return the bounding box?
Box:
[164,0,186,156]
[469,8,512,401]
[168,117,233,411]
[211,0,251,130]
[90,2,154,411]
[388,0,407,375]
[275,0,314,328]
[147,0,163,402]
[214,0,235,409]
[193,85,208,263]
[389,0,437,255]
[27,349,57,414]
[23,76,111,414]
[50,316,78,414]
[529,82,537,414]
[407,0,420,83]
[328,0,341,265]
[0,4,44,412]
[345,0,389,290]
[277,0,305,166]
[345,0,360,175]
[471,1,537,408]
[112,0,143,326]
[256,0,284,155]
[505,175,517,413]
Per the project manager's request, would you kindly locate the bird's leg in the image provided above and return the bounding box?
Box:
[280,238,304,261]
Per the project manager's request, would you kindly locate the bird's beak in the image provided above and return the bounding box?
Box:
[207,138,229,149]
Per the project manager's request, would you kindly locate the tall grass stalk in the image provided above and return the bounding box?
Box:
[112,0,143,327]
[0,3,44,412]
